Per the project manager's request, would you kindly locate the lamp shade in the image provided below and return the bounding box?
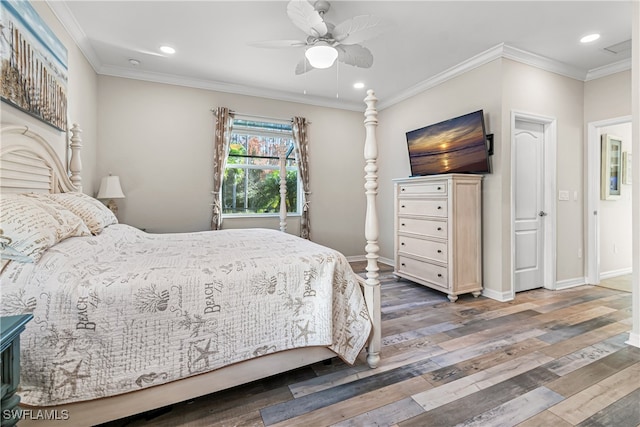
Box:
[97,175,125,199]
[305,42,338,69]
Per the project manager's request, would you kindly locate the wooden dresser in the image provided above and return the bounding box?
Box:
[393,174,483,302]
[1,314,32,427]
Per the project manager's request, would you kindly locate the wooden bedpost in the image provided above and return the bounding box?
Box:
[363,89,381,369]
[278,143,288,232]
[69,123,83,191]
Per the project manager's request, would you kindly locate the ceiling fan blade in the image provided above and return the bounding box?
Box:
[333,15,382,45]
[249,40,307,49]
[295,57,315,75]
[287,0,328,38]
[337,44,373,68]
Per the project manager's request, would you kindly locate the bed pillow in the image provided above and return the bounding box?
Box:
[46,192,118,234]
[0,194,91,263]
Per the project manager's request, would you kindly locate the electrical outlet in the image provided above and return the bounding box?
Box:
[578,248,582,258]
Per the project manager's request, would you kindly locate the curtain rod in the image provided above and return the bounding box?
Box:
[210,109,311,124]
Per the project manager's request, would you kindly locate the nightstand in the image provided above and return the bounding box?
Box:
[1,314,33,427]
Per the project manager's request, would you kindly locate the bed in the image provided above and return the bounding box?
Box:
[0,91,382,426]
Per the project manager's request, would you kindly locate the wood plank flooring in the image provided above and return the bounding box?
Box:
[102,263,639,427]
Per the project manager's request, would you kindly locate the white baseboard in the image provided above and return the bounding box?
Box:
[626,332,640,348]
[600,268,633,280]
[345,255,394,268]
[554,277,587,290]
[481,288,513,302]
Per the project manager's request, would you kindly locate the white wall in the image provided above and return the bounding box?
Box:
[96,76,368,256]
[598,122,633,276]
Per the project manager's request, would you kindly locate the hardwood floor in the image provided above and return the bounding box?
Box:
[103,263,639,427]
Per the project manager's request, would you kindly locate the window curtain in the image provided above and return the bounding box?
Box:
[211,107,234,230]
[292,116,311,239]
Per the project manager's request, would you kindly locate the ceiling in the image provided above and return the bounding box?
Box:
[49,1,633,111]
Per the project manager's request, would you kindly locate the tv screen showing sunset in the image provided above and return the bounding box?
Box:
[406,110,489,176]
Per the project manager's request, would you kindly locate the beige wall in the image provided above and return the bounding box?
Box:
[378,58,603,298]
[96,76,367,256]
[377,59,503,294]
[501,59,585,285]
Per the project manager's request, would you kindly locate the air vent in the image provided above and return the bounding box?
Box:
[604,39,631,54]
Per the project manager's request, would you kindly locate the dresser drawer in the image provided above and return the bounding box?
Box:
[398,199,448,217]
[398,236,448,263]
[398,218,447,239]
[398,181,447,196]
[397,256,448,288]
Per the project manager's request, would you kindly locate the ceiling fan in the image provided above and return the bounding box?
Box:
[251,0,382,74]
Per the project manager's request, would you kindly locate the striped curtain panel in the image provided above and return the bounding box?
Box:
[292,116,311,240]
[211,107,234,230]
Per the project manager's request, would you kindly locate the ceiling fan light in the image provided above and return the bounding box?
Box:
[305,43,338,69]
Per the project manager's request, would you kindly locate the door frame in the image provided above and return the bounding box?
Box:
[586,115,632,285]
[510,111,557,300]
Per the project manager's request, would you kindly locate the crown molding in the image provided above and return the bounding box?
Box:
[585,58,632,81]
[99,66,364,112]
[377,44,505,110]
[48,0,631,112]
[47,1,102,73]
[501,44,587,80]
[378,43,631,110]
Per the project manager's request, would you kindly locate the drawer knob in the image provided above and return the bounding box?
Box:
[437,273,443,278]
[401,188,406,191]
[437,206,442,210]
[437,250,442,253]
[401,223,406,227]
[401,263,406,267]
[437,186,442,190]
[437,227,442,231]
[401,242,405,246]
[401,205,406,208]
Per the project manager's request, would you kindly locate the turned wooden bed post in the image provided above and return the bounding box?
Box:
[363,89,381,368]
[69,123,83,191]
[278,143,288,232]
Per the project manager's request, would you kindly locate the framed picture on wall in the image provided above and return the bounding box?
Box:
[622,151,632,185]
[601,134,622,200]
[0,0,68,131]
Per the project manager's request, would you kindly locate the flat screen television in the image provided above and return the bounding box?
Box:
[405,110,491,176]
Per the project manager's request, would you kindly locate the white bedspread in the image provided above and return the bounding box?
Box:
[0,225,371,405]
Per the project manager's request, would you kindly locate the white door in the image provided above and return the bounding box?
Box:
[514,120,545,292]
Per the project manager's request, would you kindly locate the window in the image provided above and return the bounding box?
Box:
[222,119,300,215]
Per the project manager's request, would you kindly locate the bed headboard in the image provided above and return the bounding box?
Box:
[0,124,83,194]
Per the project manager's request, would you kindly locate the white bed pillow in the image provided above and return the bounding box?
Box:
[0,194,91,263]
[46,192,118,234]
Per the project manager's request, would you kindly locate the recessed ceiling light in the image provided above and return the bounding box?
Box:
[580,33,600,43]
[160,45,176,54]
[353,82,365,89]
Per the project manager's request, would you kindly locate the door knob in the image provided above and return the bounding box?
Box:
[538,211,547,217]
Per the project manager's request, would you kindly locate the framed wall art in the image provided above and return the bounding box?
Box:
[601,134,622,200]
[0,0,68,131]
[622,151,632,185]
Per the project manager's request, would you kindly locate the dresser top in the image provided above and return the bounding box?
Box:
[1,314,33,350]
[393,173,483,182]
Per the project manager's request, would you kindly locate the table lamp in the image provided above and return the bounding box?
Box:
[97,174,125,217]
